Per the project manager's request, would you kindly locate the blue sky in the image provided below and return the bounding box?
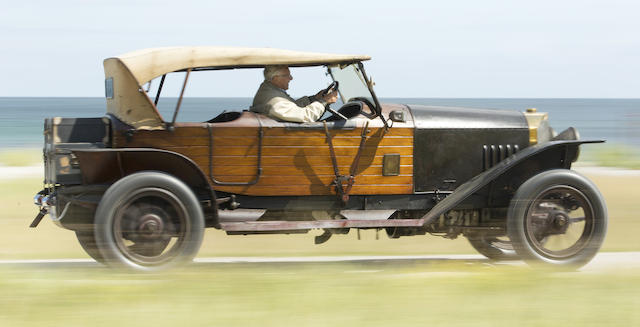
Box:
[1,0,638,97]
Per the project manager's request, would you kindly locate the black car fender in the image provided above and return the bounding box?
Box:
[417,138,604,226]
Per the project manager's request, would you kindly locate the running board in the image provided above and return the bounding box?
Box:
[220,219,424,232]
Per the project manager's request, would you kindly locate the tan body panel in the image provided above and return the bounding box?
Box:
[114,108,414,196]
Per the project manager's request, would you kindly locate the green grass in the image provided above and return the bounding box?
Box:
[0,263,638,326]
[0,149,41,167]
[581,144,640,170]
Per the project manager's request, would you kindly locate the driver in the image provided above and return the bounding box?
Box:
[250,65,338,122]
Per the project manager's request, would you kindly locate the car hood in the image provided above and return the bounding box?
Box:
[407,104,528,129]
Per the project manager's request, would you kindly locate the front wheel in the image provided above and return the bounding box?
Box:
[507,169,607,268]
[93,172,205,271]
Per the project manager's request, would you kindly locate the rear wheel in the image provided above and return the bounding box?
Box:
[94,172,205,271]
[507,169,607,268]
[75,230,106,264]
[467,234,519,261]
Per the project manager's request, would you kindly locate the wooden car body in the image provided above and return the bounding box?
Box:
[33,47,607,269]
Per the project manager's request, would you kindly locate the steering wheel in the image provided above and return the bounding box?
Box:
[321,81,339,96]
[320,81,348,120]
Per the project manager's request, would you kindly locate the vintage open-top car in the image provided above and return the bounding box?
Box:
[33,47,607,270]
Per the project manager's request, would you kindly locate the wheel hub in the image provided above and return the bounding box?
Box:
[554,213,569,227]
[549,210,571,234]
[136,214,165,239]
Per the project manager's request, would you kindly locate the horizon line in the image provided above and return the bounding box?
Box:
[1,96,639,100]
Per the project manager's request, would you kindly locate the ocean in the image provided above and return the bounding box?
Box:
[1,97,638,150]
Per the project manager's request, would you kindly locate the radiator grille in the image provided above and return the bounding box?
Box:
[483,144,519,170]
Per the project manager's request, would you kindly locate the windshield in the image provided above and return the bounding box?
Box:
[329,63,376,107]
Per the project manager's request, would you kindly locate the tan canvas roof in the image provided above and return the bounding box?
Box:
[103,47,371,129]
[107,46,371,86]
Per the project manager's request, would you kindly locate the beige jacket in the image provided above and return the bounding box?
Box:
[250,81,325,122]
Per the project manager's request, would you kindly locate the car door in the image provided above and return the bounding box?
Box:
[209,107,414,197]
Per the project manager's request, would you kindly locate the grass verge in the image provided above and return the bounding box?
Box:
[581,144,640,170]
[0,263,638,327]
[0,148,41,167]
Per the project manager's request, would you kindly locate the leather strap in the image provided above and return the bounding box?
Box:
[323,121,369,204]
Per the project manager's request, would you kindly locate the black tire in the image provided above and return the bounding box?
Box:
[507,169,607,268]
[93,172,205,271]
[467,234,519,261]
[75,230,106,264]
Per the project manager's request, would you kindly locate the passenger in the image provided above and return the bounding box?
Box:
[250,65,338,122]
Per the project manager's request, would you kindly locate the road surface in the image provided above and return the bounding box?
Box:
[1,252,638,272]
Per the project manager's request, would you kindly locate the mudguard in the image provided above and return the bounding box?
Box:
[418,138,604,226]
[72,148,217,221]
[73,148,208,189]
